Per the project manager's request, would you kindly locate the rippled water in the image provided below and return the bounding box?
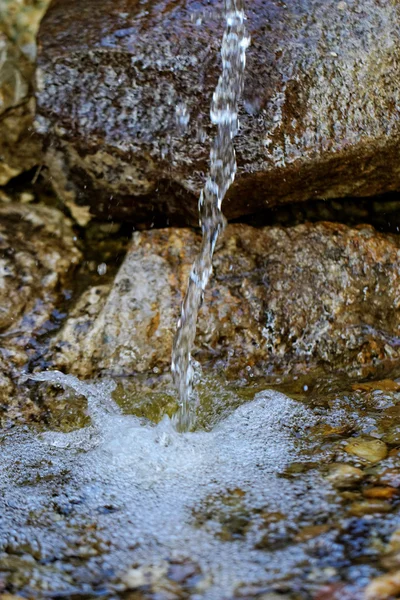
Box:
[171,0,250,431]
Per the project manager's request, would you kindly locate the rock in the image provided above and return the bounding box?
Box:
[0,33,42,185]
[0,202,81,418]
[348,499,392,516]
[363,486,398,500]
[36,0,400,225]
[47,221,400,378]
[344,437,388,464]
[0,0,52,185]
[364,570,400,600]
[0,0,52,59]
[325,464,365,489]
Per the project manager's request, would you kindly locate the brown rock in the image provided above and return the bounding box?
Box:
[0,202,81,416]
[344,437,388,464]
[363,486,398,500]
[348,499,391,516]
[48,221,400,378]
[364,570,400,600]
[36,0,400,225]
[0,33,41,184]
[0,0,52,59]
[325,464,365,489]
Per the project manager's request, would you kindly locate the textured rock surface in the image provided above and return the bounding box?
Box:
[0,33,41,184]
[0,0,51,184]
[0,0,52,59]
[36,0,400,224]
[0,202,81,419]
[48,222,400,378]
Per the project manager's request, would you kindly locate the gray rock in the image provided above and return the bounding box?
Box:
[36,0,400,225]
[47,222,400,379]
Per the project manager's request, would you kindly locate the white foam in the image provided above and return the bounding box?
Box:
[0,373,336,598]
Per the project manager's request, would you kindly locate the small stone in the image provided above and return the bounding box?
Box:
[294,524,330,542]
[122,562,168,590]
[349,499,392,516]
[326,463,365,488]
[363,486,398,500]
[364,570,400,600]
[387,530,400,554]
[344,437,388,463]
[381,531,400,570]
[97,262,107,276]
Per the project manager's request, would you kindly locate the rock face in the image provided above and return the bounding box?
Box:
[0,33,41,185]
[0,0,52,186]
[0,0,52,59]
[0,202,81,417]
[36,0,400,225]
[48,222,400,379]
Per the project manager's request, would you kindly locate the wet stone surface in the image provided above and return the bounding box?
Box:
[36,0,400,224]
[0,32,40,185]
[0,202,81,424]
[0,0,51,186]
[47,222,400,380]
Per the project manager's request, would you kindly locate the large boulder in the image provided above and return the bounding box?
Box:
[36,0,400,225]
[47,222,400,379]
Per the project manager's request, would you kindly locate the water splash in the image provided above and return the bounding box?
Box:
[1,372,338,598]
[171,0,250,431]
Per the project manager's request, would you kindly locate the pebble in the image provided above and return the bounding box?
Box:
[326,463,365,488]
[363,486,398,500]
[122,562,168,590]
[344,437,388,463]
[294,524,330,542]
[349,499,392,516]
[387,530,400,554]
[364,570,400,600]
[381,529,400,570]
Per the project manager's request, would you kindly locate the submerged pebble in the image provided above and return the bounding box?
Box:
[344,437,388,463]
[326,463,365,488]
[365,570,400,600]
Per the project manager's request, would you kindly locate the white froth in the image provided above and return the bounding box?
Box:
[0,372,336,598]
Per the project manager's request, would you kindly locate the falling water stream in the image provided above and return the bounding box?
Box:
[171,0,250,431]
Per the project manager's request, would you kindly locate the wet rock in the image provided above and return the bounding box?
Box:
[36,0,400,224]
[364,570,400,600]
[325,464,365,489]
[0,0,52,59]
[48,221,400,378]
[363,487,398,500]
[0,0,51,184]
[348,499,392,516]
[0,202,81,417]
[344,437,388,464]
[0,33,41,184]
